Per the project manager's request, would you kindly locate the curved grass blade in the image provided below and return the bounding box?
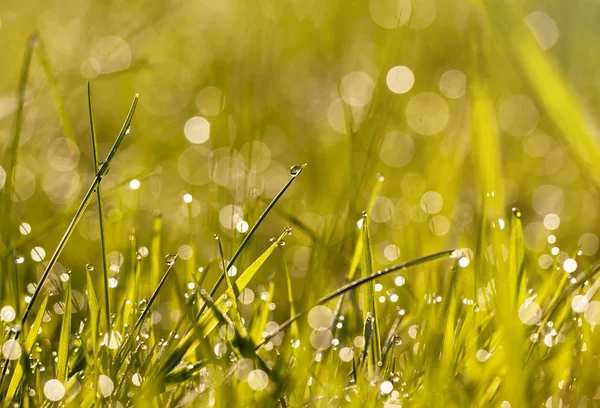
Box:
[257,249,454,349]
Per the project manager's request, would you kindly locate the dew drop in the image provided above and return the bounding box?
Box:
[98,375,114,398]
[512,207,522,219]
[247,369,269,390]
[1,306,16,322]
[43,379,65,401]
[290,164,306,177]
[165,253,178,266]
[2,339,22,360]
[86,264,95,272]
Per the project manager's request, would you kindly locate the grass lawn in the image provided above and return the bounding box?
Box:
[1,0,600,406]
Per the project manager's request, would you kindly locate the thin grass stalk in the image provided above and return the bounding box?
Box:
[87,82,112,335]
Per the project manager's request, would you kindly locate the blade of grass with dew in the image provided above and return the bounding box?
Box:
[215,235,245,334]
[199,164,306,322]
[35,36,76,141]
[360,216,381,378]
[88,82,112,336]
[249,282,274,344]
[85,267,100,362]
[508,208,526,306]
[3,296,48,407]
[19,93,139,330]
[56,273,72,383]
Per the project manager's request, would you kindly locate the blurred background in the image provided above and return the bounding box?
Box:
[1,0,600,323]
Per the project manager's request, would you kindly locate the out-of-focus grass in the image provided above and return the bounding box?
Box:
[1,0,600,406]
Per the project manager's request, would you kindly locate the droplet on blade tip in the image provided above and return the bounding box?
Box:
[290,163,307,177]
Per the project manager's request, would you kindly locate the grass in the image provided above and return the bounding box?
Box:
[1,0,600,406]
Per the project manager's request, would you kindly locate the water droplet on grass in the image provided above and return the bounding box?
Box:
[98,375,114,398]
[2,339,22,360]
[290,164,306,177]
[165,254,178,266]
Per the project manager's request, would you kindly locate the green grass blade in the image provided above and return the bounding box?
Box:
[282,255,299,340]
[85,267,100,361]
[3,296,48,406]
[198,164,306,319]
[215,235,244,333]
[250,282,275,344]
[192,231,287,340]
[360,216,381,377]
[57,275,72,383]
[87,82,111,335]
[20,93,138,328]
[509,208,525,306]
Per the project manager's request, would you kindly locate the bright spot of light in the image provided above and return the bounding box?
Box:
[129,179,141,190]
